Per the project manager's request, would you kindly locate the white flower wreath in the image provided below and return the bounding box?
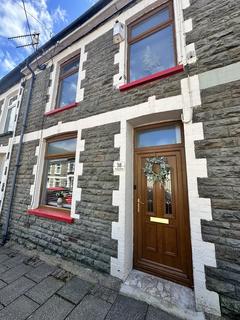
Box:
[143,157,171,184]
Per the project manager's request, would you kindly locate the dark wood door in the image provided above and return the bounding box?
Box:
[134,146,193,287]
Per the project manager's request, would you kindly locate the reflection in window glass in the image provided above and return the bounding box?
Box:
[131,8,170,38]
[45,158,75,209]
[147,180,154,213]
[130,26,175,81]
[164,171,172,215]
[136,126,181,148]
[60,59,79,76]
[58,73,78,107]
[47,138,77,155]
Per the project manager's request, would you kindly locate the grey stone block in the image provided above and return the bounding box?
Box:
[0,276,35,306]
[25,262,56,283]
[146,306,179,320]
[57,276,92,304]
[91,285,118,304]
[28,295,74,320]
[0,263,33,283]
[25,276,64,304]
[0,295,39,320]
[66,294,111,320]
[105,295,148,320]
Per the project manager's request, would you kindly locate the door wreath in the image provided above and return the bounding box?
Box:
[143,157,170,184]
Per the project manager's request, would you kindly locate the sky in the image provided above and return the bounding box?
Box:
[0,0,98,80]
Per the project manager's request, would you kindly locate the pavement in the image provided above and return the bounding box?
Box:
[0,246,179,320]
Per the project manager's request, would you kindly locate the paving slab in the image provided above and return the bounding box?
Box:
[105,295,148,320]
[0,280,6,290]
[0,263,33,283]
[25,263,57,283]
[2,254,27,268]
[25,276,64,304]
[91,284,118,304]
[57,276,92,304]
[27,294,74,320]
[0,254,11,264]
[0,295,39,320]
[146,306,179,320]
[66,294,112,320]
[0,276,35,306]
[0,264,9,274]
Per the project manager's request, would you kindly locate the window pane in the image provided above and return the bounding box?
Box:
[131,8,170,38]
[0,154,5,185]
[47,138,77,155]
[130,26,175,81]
[58,72,78,107]
[45,158,74,209]
[4,106,16,133]
[60,57,79,76]
[136,126,181,148]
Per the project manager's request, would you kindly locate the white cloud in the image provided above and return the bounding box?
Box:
[2,51,16,71]
[52,6,67,25]
[0,0,68,77]
[89,0,99,5]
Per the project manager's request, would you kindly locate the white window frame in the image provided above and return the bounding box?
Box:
[45,50,82,114]
[0,90,18,135]
[55,163,61,174]
[4,96,17,133]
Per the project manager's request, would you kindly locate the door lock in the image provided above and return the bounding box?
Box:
[137,198,144,213]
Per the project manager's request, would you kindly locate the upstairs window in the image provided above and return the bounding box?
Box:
[56,55,80,108]
[41,134,77,210]
[128,1,176,82]
[4,95,17,133]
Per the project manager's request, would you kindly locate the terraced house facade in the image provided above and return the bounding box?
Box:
[0,0,239,319]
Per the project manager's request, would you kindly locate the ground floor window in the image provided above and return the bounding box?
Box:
[41,134,77,210]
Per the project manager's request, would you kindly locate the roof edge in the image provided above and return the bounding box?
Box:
[0,0,113,94]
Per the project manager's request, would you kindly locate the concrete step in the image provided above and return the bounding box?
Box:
[120,269,205,320]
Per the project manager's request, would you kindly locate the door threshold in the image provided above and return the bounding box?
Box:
[120,269,205,320]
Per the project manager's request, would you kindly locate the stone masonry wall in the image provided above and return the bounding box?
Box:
[16,29,183,134]
[184,0,240,75]
[194,80,240,319]
[1,122,120,274]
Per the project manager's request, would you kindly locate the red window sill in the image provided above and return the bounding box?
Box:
[44,102,78,116]
[27,207,74,224]
[119,65,184,92]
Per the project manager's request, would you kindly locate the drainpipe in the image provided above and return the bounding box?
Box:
[1,62,36,245]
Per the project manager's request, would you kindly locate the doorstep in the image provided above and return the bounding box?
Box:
[120,269,205,320]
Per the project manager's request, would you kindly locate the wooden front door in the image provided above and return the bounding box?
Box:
[134,123,193,287]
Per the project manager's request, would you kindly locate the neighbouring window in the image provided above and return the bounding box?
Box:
[56,55,80,108]
[0,154,5,186]
[4,95,18,133]
[42,134,77,210]
[128,2,176,82]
